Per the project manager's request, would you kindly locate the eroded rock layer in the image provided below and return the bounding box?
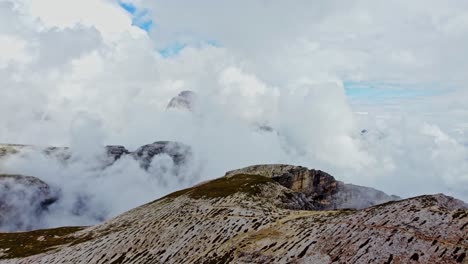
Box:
[0,166,466,264]
[226,164,400,210]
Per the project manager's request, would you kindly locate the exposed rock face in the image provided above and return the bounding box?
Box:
[0,166,466,263]
[0,175,58,232]
[105,145,130,160]
[132,141,191,169]
[226,164,400,210]
[167,90,196,111]
[0,142,191,171]
[0,142,192,231]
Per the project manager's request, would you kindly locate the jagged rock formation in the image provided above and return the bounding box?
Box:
[0,165,466,263]
[0,141,192,232]
[132,141,191,169]
[105,145,130,160]
[0,141,191,170]
[226,164,400,210]
[167,90,197,111]
[0,175,58,232]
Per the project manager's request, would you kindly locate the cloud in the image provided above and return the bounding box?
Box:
[0,0,467,231]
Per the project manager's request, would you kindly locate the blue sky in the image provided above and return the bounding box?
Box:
[119,1,152,32]
[119,2,220,58]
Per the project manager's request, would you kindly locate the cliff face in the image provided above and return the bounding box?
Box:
[0,142,192,232]
[166,90,197,111]
[0,175,58,232]
[225,164,400,210]
[0,165,466,264]
[0,142,191,170]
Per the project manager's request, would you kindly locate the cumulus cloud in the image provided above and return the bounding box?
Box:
[0,0,467,231]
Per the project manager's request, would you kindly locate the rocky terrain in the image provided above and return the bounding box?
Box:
[0,164,466,263]
[0,141,192,232]
[0,141,191,170]
[0,175,58,232]
[225,165,400,210]
[167,90,197,111]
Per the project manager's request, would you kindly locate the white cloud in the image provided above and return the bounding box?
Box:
[0,34,31,68]
[23,0,144,37]
[0,0,467,230]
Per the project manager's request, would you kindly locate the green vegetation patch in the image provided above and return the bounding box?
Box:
[0,226,88,259]
[164,174,276,200]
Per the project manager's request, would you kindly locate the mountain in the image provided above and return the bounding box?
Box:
[167,90,197,111]
[0,174,58,232]
[0,141,191,170]
[225,164,400,210]
[0,164,466,263]
[0,141,192,232]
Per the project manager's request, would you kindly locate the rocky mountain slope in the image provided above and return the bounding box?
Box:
[0,164,466,263]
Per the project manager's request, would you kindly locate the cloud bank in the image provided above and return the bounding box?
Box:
[0,0,467,230]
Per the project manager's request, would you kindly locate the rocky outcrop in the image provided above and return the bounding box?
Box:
[0,166,466,263]
[132,141,191,169]
[105,145,130,160]
[167,90,196,111]
[0,142,192,232]
[226,164,400,210]
[0,175,58,232]
[0,142,191,171]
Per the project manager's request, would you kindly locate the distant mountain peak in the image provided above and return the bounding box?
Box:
[167,90,197,111]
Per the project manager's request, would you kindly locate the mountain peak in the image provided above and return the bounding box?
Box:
[226,164,400,210]
[166,90,197,111]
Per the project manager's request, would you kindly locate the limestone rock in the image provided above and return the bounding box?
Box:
[0,175,58,232]
[226,164,400,210]
[166,90,196,111]
[0,142,190,171]
[105,145,130,161]
[0,166,466,263]
[131,141,191,169]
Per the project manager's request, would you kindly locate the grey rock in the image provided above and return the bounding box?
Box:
[1,168,466,263]
[226,164,400,210]
[167,90,197,111]
[0,175,58,232]
[105,145,129,161]
[131,141,191,170]
[0,142,191,171]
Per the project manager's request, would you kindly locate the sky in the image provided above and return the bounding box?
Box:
[0,0,467,230]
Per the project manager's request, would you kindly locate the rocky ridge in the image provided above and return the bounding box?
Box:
[0,141,191,170]
[225,164,400,210]
[0,141,192,232]
[0,164,466,263]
